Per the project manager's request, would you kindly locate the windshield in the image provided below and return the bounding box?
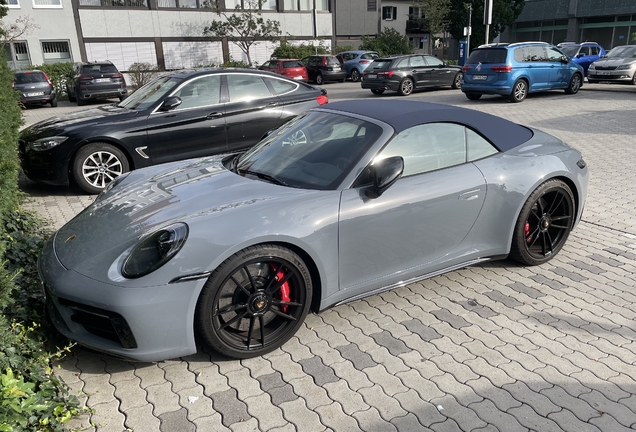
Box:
[559,46,579,57]
[607,45,636,58]
[236,111,383,190]
[117,75,181,110]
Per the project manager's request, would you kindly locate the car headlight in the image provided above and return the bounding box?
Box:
[616,64,632,70]
[30,136,68,151]
[588,64,595,70]
[96,171,131,201]
[122,223,189,279]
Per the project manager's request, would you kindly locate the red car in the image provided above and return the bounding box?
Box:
[259,59,308,82]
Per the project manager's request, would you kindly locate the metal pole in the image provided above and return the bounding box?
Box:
[467,4,472,53]
[484,0,493,45]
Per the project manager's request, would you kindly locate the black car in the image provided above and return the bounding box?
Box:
[65,61,128,106]
[301,55,346,85]
[362,54,463,96]
[14,70,58,107]
[20,69,329,194]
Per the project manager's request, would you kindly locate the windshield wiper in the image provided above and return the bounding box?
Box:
[238,168,288,187]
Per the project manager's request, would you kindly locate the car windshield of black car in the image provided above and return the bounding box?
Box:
[236,112,383,190]
[118,76,180,110]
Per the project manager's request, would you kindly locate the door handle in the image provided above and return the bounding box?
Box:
[459,189,481,201]
[206,112,223,119]
[266,102,280,107]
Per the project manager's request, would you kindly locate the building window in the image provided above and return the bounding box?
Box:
[41,41,72,63]
[5,41,31,69]
[367,0,375,12]
[33,0,62,7]
[382,6,396,20]
[8,0,20,8]
[79,0,148,7]
[283,0,326,11]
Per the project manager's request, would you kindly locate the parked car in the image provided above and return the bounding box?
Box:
[461,42,584,103]
[301,55,346,84]
[65,61,128,106]
[587,44,636,85]
[20,69,328,194]
[361,54,463,96]
[38,99,588,361]
[336,50,379,82]
[557,42,606,76]
[258,59,308,82]
[13,70,57,108]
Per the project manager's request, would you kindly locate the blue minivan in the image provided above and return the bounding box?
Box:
[461,42,584,103]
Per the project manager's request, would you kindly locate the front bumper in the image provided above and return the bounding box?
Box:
[587,70,635,83]
[39,237,202,362]
[19,139,71,186]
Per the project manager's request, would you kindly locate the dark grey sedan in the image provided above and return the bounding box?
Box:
[39,100,588,361]
[362,54,463,96]
[14,70,58,107]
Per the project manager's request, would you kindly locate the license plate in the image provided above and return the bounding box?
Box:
[472,75,487,80]
[596,71,610,75]
[333,67,341,71]
[26,92,45,97]
[95,78,110,83]
[366,74,377,79]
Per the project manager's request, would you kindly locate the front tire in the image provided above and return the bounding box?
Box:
[72,142,129,194]
[509,79,528,103]
[451,72,462,89]
[351,69,361,82]
[565,74,582,94]
[398,77,414,96]
[510,179,575,266]
[196,244,312,359]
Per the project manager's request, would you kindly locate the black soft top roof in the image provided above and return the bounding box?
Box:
[324,100,534,152]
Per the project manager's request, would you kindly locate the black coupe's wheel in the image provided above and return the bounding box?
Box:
[197,245,312,358]
[510,179,575,266]
[565,73,582,94]
[465,92,482,100]
[315,73,324,85]
[351,69,361,82]
[50,97,58,107]
[452,72,462,89]
[398,77,414,96]
[509,79,528,103]
[72,142,129,194]
[371,89,385,95]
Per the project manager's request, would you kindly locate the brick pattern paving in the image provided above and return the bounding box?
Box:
[21,85,636,431]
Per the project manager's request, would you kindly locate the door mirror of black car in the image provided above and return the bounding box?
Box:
[367,156,404,198]
[161,96,182,111]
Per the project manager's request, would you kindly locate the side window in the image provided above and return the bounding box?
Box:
[579,46,590,56]
[266,77,298,95]
[513,47,526,62]
[377,123,467,177]
[261,61,271,68]
[590,46,599,56]
[173,75,221,110]
[227,74,272,102]
[466,129,498,161]
[424,55,444,66]
[409,56,426,67]
[546,47,563,62]
[527,46,547,62]
[396,58,410,68]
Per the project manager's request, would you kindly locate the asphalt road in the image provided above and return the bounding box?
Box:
[20,81,636,432]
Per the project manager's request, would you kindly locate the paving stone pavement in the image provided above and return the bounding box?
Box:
[20,85,636,431]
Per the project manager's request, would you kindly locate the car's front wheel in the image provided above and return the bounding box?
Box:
[509,79,528,103]
[351,69,361,82]
[451,72,462,89]
[398,77,414,96]
[196,244,312,359]
[565,74,582,94]
[72,142,129,194]
[510,179,575,266]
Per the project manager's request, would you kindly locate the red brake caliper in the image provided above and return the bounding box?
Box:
[272,265,290,312]
[525,221,532,244]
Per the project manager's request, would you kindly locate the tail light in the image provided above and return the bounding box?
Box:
[316,94,328,105]
[111,73,123,79]
[359,60,370,64]
[78,75,94,82]
[43,72,53,87]
[490,66,512,73]
[322,57,327,66]
[378,71,395,77]
[462,65,470,72]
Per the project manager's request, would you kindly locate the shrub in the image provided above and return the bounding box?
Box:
[271,39,329,60]
[360,28,413,56]
[221,58,252,68]
[25,62,75,100]
[333,44,354,54]
[127,62,160,89]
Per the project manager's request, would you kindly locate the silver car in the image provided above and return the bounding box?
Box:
[588,45,636,85]
[39,100,589,361]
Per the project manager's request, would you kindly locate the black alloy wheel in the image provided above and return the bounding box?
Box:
[510,179,575,266]
[315,73,324,85]
[351,69,361,82]
[452,72,462,89]
[197,245,312,358]
[398,77,414,96]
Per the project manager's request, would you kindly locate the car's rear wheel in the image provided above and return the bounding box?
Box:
[509,79,528,103]
[197,244,312,359]
[510,179,575,266]
[451,72,462,89]
[371,89,385,95]
[77,93,87,106]
[72,142,129,194]
[565,74,582,94]
[67,86,76,102]
[49,97,58,107]
[351,69,361,82]
[398,77,414,96]
[315,74,324,85]
[465,92,482,100]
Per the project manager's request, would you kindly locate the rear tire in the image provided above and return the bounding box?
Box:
[77,94,87,106]
[315,74,324,85]
[351,69,361,82]
[451,72,462,89]
[565,74,582,94]
[50,98,58,107]
[67,86,76,102]
[371,89,385,95]
[465,92,482,100]
[508,79,528,103]
[398,77,414,96]
[72,142,129,194]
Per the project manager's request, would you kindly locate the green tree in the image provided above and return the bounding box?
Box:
[447,0,525,51]
[412,0,451,36]
[204,0,281,65]
[360,28,413,56]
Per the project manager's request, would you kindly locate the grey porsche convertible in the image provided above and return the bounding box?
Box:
[39,100,589,361]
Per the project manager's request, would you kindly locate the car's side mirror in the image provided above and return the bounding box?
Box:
[366,156,404,198]
[560,55,570,63]
[161,96,182,111]
[577,53,586,58]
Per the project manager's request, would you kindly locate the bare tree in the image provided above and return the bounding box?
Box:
[204,0,281,65]
[1,15,40,46]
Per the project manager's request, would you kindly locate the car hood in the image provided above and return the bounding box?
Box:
[53,155,304,270]
[21,104,137,138]
[592,57,636,67]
